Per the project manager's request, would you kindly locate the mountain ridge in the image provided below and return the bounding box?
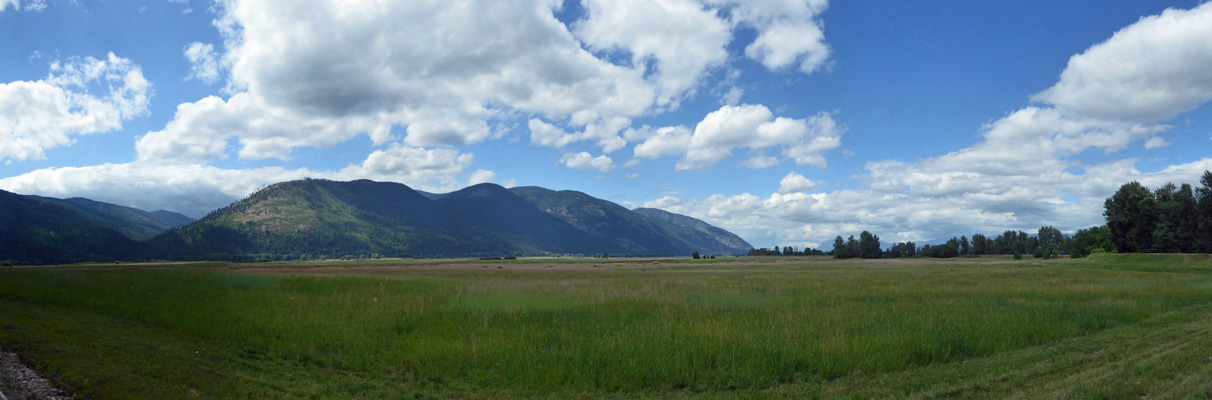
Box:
[153,179,752,260]
[1,179,753,263]
[1,189,140,264]
[24,195,194,241]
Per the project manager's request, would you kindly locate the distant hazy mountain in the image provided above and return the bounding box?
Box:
[25,195,194,241]
[632,207,754,255]
[511,187,752,255]
[0,189,139,264]
[149,179,752,260]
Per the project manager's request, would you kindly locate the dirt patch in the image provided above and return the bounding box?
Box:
[0,351,74,400]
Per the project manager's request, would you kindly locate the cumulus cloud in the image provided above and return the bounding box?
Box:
[334,144,477,186]
[136,93,388,163]
[467,170,497,185]
[1,53,151,162]
[1144,136,1170,149]
[528,117,631,153]
[648,2,1212,248]
[575,0,730,107]
[529,119,578,148]
[631,104,843,170]
[778,172,819,194]
[630,125,692,159]
[559,152,615,172]
[0,144,487,217]
[137,0,835,167]
[720,86,744,106]
[1032,3,1212,122]
[139,0,670,164]
[184,42,221,84]
[709,0,832,73]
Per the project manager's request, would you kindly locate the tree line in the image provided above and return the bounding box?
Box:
[825,227,1075,259]
[1103,171,1212,253]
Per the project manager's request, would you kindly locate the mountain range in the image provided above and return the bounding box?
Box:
[2,179,751,264]
[24,195,193,241]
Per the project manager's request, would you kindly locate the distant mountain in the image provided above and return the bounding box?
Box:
[510,186,747,255]
[148,179,752,260]
[414,190,445,200]
[632,207,753,254]
[25,195,194,241]
[148,210,195,229]
[0,189,139,264]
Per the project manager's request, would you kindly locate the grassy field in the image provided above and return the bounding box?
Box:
[2,254,1212,398]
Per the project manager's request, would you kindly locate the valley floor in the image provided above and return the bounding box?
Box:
[1,254,1211,399]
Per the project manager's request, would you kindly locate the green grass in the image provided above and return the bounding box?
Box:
[2,256,1212,398]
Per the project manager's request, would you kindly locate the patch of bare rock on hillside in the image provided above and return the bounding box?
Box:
[0,351,74,400]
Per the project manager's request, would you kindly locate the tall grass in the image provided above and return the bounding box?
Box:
[1,260,1211,397]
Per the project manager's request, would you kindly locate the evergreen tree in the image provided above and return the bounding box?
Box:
[1105,181,1156,253]
[972,233,988,255]
[1198,171,1212,253]
[832,236,846,259]
[1172,183,1199,253]
[859,231,881,259]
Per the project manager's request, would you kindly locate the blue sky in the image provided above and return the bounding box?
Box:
[3,0,1212,249]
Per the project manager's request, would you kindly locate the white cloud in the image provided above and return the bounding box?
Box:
[708,0,832,74]
[631,104,843,170]
[1144,136,1170,149]
[334,144,478,189]
[136,0,837,165]
[1,53,151,162]
[24,0,46,12]
[778,172,818,194]
[721,86,744,106]
[528,118,578,148]
[467,169,497,185]
[575,0,731,108]
[559,151,615,172]
[0,0,16,12]
[528,117,631,153]
[740,154,779,168]
[631,125,692,160]
[139,0,667,164]
[1032,3,1212,122]
[744,19,830,74]
[184,42,221,84]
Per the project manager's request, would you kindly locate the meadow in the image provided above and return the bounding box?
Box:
[2,254,1212,399]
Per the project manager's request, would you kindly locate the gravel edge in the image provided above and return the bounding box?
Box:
[0,351,75,400]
